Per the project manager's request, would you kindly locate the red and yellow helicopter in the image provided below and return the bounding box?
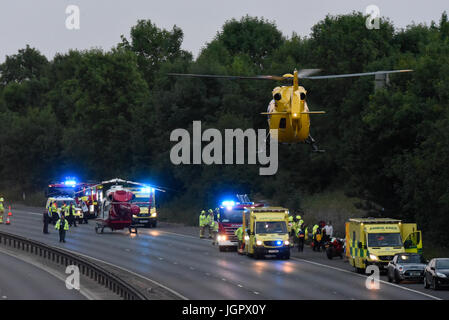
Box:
[169,68,412,152]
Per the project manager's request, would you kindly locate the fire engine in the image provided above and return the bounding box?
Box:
[216,195,264,252]
[74,183,102,220]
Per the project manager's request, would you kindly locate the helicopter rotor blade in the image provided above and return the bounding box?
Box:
[297,69,322,78]
[167,73,291,81]
[302,69,413,80]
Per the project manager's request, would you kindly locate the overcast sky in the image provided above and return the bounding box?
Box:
[0,0,448,62]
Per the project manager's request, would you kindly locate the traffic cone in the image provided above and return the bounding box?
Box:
[7,206,12,216]
[5,216,10,225]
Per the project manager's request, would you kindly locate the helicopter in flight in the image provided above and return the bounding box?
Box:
[169,68,412,152]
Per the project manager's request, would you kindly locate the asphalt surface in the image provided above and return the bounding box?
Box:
[1,205,448,300]
[0,250,85,300]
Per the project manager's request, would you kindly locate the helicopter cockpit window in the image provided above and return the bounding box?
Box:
[279,118,286,128]
[300,92,306,100]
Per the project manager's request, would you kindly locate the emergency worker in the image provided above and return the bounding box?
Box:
[212,219,219,245]
[55,215,69,242]
[214,208,221,221]
[296,223,306,252]
[50,202,58,224]
[207,209,214,239]
[68,203,77,227]
[199,210,207,238]
[235,226,243,251]
[0,197,4,223]
[312,224,320,251]
[43,205,51,234]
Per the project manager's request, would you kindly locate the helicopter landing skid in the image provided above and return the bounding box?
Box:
[305,135,325,153]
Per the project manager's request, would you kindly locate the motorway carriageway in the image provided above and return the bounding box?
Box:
[1,205,448,300]
[0,249,85,300]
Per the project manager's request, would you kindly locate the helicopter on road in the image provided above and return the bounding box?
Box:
[169,68,413,152]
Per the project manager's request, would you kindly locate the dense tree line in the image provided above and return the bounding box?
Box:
[0,13,448,245]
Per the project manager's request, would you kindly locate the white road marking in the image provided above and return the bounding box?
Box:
[291,257,441,300]
[237,284,243,288]
[253,291,259,295]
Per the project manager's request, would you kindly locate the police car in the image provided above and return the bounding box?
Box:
[45,197,82,223]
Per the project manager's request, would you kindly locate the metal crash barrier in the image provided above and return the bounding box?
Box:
[0,231,146,300]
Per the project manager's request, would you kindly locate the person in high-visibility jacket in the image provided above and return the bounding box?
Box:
[212,220,219,245]
[199,210,207,238]
[50,202,58,224]
[207,209,214,239]
[296,223,306,252]
[214,208,220,221]
[312,224,322,252]
[235,226,244,250]
[288,215,294,235]
[0,197,4,224]
[55,215,69,243]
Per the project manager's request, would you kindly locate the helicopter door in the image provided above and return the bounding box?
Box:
[279,118,286,128]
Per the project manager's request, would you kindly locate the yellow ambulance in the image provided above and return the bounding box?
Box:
[346,218,422,273]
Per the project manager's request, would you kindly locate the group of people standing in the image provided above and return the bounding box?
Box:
[43,202,81,242]
[199,208,219,242]
[288,214,334,253]
[311,220,333,252]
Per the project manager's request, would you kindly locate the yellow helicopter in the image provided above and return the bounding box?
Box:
[169,68,412,152]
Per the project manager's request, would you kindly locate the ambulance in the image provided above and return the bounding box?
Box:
[346,218,422,272]
[242,207,291,259]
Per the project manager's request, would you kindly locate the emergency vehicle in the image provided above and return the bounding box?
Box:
[45,197,81,223]
[129,187,157,228]
[215,195,264,252]
[346,218,423,272]
[74,183,102,220]
[242,206,291,259]
[45,178,82,223]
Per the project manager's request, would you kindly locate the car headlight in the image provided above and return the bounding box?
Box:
[436,272,447,278]
[285,240,290,246]
[151,212,157,217]
[132,215,137,218]
[217,235,227,241]
[369,254,378,261]
[256,240,263,246]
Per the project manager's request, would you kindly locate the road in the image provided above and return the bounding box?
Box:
[1,205,448,300]
[0,249,85,300]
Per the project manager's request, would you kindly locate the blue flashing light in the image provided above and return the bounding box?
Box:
[64,180,76,186]
[140,187,152,193]
[276,240,282,246]
[221,200,235,207]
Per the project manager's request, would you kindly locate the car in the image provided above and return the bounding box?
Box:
[45,197,81,224]
[424,258,449,290]
[387,253,426,283]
